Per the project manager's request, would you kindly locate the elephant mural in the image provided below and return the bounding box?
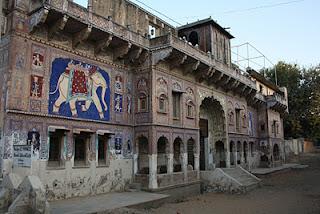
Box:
[49,58,110,121]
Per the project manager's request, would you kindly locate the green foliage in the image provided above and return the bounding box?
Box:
[263,62,320,143]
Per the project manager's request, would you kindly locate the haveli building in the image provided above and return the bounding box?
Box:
[0,0,288,200]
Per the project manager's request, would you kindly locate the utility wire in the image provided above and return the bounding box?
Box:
[131,0,182,26]
[223,0,305,14]
[182,0,306,21]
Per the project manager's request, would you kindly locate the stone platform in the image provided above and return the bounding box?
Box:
[50,192,169,214]
[251,164,308,175]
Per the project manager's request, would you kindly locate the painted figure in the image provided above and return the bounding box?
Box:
[114,94,123,113]
[27,129,40,155]
[50,59,109,120]
[32,52,44,69]
[30,75,43,98]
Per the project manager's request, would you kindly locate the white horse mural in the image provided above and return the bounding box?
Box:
[49,60,109,119]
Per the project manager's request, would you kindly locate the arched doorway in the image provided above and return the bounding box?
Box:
[237,141,241,164]
[230,141,235,166]
[173,138,183,172]
[243,141,248,164]
[199,97,226,170]
[157,136,169,174]
[215,141,226,168]
[273,144,280,161]
[187,138,195,170]
[189,31,199,46]
[137,136,149,174]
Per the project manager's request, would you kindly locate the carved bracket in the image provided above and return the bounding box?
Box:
[170,54,188,69]
[152,48,173,65]
[114,42,132,59]
[73,26,92,48]
[48,15,69,40]
[95,35,113,55]
[29,7,49,33]
[128,47,143,62]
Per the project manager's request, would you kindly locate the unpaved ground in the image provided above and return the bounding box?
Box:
[147,153,320,214]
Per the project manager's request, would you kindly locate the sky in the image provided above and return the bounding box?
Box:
[74,0,319,69]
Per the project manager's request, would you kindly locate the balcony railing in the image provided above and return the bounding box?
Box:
[151,33,256,89]
[266,93,287,106]
[46,0,150,48]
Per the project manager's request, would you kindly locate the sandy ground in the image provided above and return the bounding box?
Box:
[147,153,320,214]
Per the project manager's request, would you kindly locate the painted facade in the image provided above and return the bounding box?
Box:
[0,0,288,200]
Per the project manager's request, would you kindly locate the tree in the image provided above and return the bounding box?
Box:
[263,62,320,143]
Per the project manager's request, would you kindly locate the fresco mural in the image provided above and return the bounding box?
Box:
[30,75,43,98]
[49,58,110,121]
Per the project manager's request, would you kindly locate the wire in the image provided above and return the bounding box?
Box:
[182,0,306,21]
[224,0,305,14]
[130,0,182,26]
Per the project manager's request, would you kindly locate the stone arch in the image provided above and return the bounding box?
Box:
[173,137,184,172]
[136,135,149,174]
[273,143,280,161]
[157,136,169,174]
[199,95,227,169]
[187,138,196,170]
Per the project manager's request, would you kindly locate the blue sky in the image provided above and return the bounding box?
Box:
[75,0,319,68]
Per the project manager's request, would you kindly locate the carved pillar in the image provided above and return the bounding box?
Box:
[133,153,138,174]
[167,153,173,174]
[194,153,200,179]
[182,152,188,181]
[226,151,231,168]
[234,150,238,167]
[148,154,158,189]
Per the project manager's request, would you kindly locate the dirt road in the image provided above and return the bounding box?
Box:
[148,153,320,214]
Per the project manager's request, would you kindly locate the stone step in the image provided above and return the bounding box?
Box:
[128,183,142,192]
[221,167,260,190]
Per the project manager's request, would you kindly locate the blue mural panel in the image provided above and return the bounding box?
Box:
[49,58,110,121]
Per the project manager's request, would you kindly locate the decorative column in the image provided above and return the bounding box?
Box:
[194,153,200,179]
[167,153,173,174]
[234,150,238,167]
[148,154,158,189]
[226,150,231,168]
[133,153,138,174]
[182,152,188,181]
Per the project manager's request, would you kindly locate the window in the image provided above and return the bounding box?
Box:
[261,123,265,132]
[172,92,181,119]
[158,94,167,113]
[235,109,240,132]
[48,130,65,167]
[138,93,148,112]
[259,85,264,93]
[186,101,195,118]
[148,25,156,39]
[98,135,109,166]
[276,123,279,134]
[74,133,90,167]
[228,111,234,125]
[242,113,247,128]
[189,31,199,46]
